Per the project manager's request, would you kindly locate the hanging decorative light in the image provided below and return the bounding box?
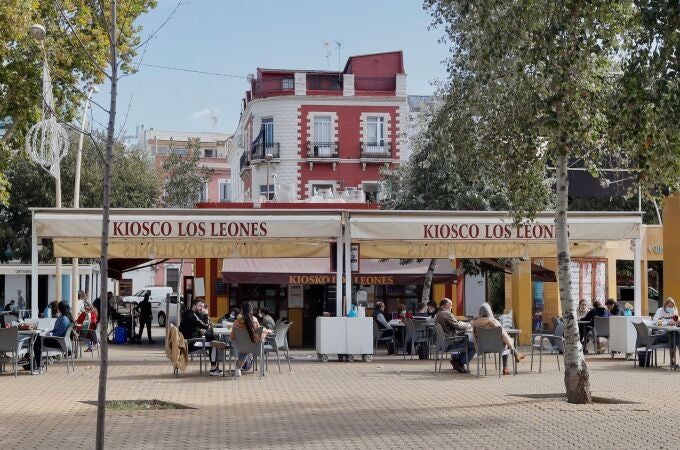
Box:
[25,54,69,176]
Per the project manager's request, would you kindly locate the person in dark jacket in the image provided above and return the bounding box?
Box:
[579,300,610,354]
[179,300,220,376]
[135,292,155,344]
[604,299,623,316]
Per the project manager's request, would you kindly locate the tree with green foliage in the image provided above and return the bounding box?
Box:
[424,0,680,403]
[0,0,156,204]
[381,97,514,303]
[161,137,214,208]
[0,132,161,263]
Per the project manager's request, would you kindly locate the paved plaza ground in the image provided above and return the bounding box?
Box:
[1,327,677,450]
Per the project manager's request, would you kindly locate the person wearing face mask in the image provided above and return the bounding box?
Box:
[653,298,678,322]
[224,306,240,323]
[651,298,678,366]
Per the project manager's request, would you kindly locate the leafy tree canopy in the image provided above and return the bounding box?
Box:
[0,132,161,262]
[161,137,214,208]
[0,0,157,203]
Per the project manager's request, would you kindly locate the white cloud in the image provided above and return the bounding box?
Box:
[191,108,220,120]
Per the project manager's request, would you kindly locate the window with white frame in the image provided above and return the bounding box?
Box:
[366,116,385,146]
[219,180,232,202]
[362,182,379,203]
[311,183,335,199]
[281,78,294,90]
[262,118,274,144]
[204,148,215,158]
[259,184,275,200]
[198,182,209,202]
[313,116,332,156]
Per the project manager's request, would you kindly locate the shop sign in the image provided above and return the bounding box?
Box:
[287,275,395,285]
[112,220,268,238]
[422,223,564,240]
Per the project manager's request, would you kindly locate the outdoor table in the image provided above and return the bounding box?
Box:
[19,329,45,373]
[504,328,521,349]
[210,327,232,377]
[649,324,680,370]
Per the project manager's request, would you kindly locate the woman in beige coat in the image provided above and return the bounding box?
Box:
[472,303,526,375]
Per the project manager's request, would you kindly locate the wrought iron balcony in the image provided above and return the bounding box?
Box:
[239,152,250,172]
[306,142,339,158]
[354,76,396,92]
[251,142,280,161]
[307,74,343,91]
[360,142,392,159]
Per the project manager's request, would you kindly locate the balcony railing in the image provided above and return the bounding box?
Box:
[360,142,392,159]
[307,142,339,158]
[307,74,342,91]
[251,142,280,161]
[254,77,295,95]
[354,76,396,91]
[239,152,250,172]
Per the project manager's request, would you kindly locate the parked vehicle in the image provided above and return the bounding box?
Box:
[616,285,659,314]
[122,287,182,327]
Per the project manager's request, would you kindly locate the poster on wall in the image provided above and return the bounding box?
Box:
[351,244,360,272]
[288,284,303,308]
[119,279,133,297]
[595,262,607,300]
[569,262,581,300]
[582,263,593,300]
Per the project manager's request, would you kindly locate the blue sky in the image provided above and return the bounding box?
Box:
[91,0,450,137]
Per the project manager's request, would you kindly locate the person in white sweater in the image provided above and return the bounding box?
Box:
[652,298,678,322]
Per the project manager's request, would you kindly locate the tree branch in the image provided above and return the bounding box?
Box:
[131,0,187,53]
[53,0,111,80]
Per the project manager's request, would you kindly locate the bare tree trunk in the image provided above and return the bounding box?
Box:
[555,152,592,404]
[96,2,117,448]
[421,258,437,303]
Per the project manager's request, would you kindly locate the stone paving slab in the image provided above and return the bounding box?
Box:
[0,330,676,449]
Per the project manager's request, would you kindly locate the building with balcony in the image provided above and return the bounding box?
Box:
[228,51,410,204]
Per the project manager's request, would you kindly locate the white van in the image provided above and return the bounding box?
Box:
[122,287,178,327]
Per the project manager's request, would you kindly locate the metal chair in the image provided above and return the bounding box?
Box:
[77,323,101,358]
[186,336,208,374]
[231,327,265,379]
[264,322,293,373]
[0,328,30,377]
[404,318,430,360]
[433,323,470,374]
[40,325,76,373]
[531,319,564,373]
[632,321,667,368]
[373,320,394,354]
[475,326,514,377]
[591,316,610,354]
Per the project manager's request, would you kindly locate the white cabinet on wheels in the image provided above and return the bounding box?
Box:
[609,316,642,357]
[315,316,374,362]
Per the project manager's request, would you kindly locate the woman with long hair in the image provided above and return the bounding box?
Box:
[28,301,74,374]
[471,303,526,375]
[229,301,270,377]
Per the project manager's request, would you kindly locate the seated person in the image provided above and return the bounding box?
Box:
[426,301,439,318]
[229,301,270,377]
[30,301,73,373]
[576,299,591,320]
[434,298,475,373]
[179,300,221,376]
[372,302,397,352]
[651,298,678,365]
[3,300,15,312]
[579,300,609,353]
[75,301,98,352]
[472,303,526,375]
[259,307,276,330]
[653,298,678,322]
[223,306,240,323]
[396,303,413,320]
[605,299,623,316]
[623,303,634,316]
[414,302,429,318]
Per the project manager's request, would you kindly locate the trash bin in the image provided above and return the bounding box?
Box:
[637,350,652,367]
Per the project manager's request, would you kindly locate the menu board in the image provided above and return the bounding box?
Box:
[569,261,581,300]
[582,263,593,300]
[595,262,607,300]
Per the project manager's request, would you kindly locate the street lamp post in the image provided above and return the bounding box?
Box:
[26,24,70,315]
[71,85,98,316]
